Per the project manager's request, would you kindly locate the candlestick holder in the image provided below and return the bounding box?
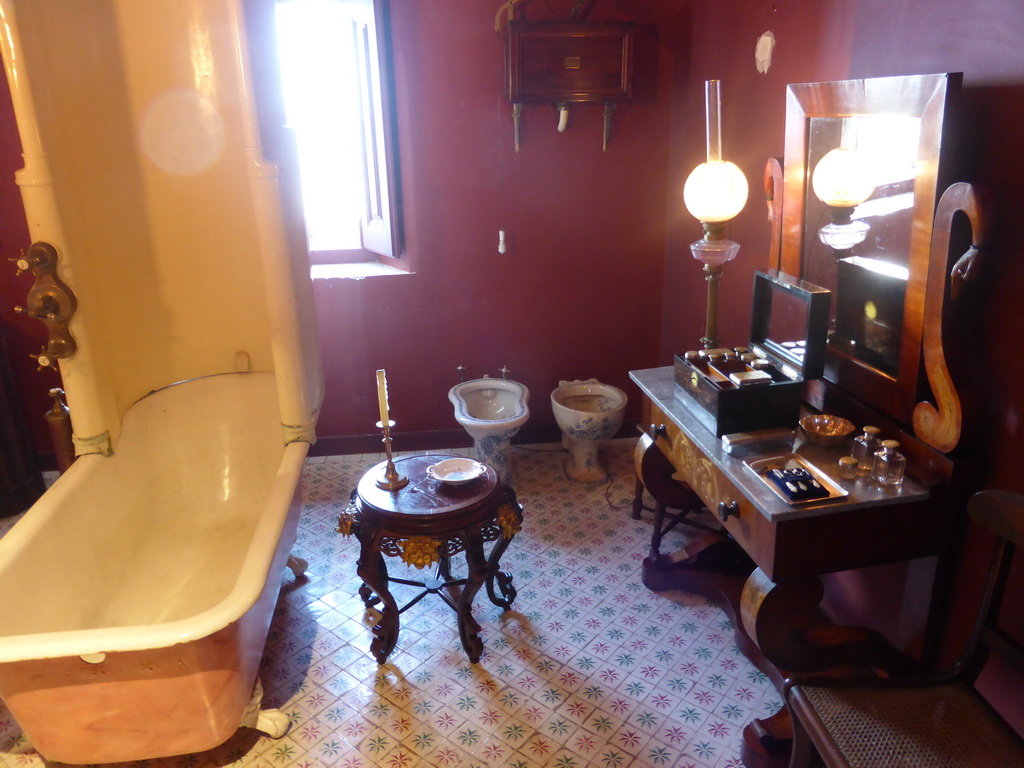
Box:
[375,419,408,491]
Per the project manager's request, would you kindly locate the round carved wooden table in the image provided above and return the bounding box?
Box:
[336,454,523,664]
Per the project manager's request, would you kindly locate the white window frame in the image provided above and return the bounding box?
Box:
[275,0,403,272]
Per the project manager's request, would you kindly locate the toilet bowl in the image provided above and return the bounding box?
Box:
[448,376,530,484]
[551,379,627,483]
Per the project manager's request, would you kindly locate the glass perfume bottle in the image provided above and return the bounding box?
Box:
[872,439,906,487]
[837,455,859,480]
[851,425,881,475]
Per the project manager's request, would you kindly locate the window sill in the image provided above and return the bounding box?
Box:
[311,261,410,280]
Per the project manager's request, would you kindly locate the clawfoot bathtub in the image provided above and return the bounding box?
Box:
[0,372,309,764]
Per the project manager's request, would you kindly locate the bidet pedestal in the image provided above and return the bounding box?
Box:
[561,434,611,483]
[473,432,519,486]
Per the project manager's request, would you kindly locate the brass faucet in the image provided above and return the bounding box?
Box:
[10,241,78,371]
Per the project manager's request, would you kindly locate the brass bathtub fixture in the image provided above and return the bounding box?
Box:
[9,241,77,370]
[45,387,76,473]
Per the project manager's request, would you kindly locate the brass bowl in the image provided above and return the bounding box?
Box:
[799,414,855,447]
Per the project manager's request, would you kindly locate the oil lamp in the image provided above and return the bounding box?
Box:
[683,79,748,348]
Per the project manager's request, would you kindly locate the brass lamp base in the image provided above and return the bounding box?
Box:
[691,221,741,350]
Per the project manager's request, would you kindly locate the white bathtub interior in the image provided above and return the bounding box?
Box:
[0,372,303,663]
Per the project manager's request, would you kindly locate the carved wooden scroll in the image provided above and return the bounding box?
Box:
[912,182,992,453]
[764,157,784,271]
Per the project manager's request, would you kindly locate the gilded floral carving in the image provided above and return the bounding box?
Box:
[497,503,522,539]
[400,536,442,569]
[336,512,355,536]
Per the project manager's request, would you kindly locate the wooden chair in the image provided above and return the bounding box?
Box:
[631,431,717,561]
[784,489,1024,768]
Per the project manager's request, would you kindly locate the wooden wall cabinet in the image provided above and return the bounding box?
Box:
[505,21,634,150]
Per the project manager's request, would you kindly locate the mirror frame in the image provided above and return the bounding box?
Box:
[778,73,961,426]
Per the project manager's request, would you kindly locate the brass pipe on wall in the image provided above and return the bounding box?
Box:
[45,387,75,473]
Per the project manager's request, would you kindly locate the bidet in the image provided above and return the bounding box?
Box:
[551,379,627,482]
[448,375,530,484]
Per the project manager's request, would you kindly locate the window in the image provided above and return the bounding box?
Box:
[274,0,402,271]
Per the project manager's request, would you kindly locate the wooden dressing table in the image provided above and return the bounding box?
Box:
[631,367,958,766]
[634,73,993,767]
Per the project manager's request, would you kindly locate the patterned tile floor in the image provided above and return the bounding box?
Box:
[0,441,780,767]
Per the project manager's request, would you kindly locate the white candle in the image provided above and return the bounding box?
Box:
[376,369,390,427]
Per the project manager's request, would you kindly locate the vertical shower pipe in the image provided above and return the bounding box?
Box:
[226,0,321,443]
[0,0,120,455]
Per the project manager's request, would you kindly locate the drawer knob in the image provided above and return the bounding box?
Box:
[649,423,668,439]
[718,500,739,522]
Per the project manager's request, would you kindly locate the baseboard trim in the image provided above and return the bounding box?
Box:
[309,419,639,457]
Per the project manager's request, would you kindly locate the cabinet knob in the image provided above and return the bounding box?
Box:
[718,500,739,522]
[649,423,668,440]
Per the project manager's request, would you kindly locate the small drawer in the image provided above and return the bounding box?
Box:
[645,403,768,566]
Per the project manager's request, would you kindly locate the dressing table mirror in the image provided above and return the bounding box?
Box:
[776,73,985,456]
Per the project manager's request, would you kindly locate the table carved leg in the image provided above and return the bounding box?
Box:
[459,528,488,662]
[486,491,523,609]
[358,581,375,608]
[358,551,386,609]
[485,538,518,610]
[741,568,914,676]
[438,554,453,581]
[356,539,400,665]
[736,567,916,766]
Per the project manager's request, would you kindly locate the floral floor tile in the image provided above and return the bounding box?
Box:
[0,441,777,767]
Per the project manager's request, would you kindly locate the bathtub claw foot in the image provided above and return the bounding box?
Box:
[286,554,308,580]
[255,708,292,739]
[242,678,291,739]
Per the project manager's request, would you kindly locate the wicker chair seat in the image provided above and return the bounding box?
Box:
[790,680,1024,768]
[785,491,1024,768]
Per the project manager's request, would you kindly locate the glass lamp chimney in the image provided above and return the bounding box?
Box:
[706,79,722,164]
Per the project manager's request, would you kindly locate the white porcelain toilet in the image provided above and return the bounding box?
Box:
[448,376,530,484]
[551,379,628,483]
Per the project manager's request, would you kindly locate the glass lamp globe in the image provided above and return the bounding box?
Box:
[683,161,749,223]
[811,148,876,207]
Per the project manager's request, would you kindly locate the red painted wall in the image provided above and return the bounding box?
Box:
[665,1,1024,482]
[313,0,679,446]
[0,0,683,455]
[0,74,58,459]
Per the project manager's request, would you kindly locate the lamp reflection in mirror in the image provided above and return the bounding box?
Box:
[683,79,748,349]
[811,147,876,251]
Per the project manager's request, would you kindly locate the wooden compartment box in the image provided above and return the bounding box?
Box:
[506,21,634,104]
[674,270,830,436]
